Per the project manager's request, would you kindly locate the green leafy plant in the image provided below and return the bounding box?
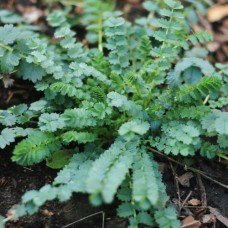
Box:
[0,0,227,227]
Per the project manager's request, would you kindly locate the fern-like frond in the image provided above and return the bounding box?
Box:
[132,149,168,208]
[188,32,213,45]
[12,130,61,166]
[86,137,139,204]
[176,77,222,103]
[90,86,106,102]
[50,82,86,99]
[132,151,159,207]
[104,17,130,74]
[165,105,210,120]
[139,35,152,60]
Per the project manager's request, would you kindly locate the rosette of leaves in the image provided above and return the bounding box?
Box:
[0,0,226,227]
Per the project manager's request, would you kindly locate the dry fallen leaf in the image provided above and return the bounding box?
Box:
[40,209,54,217]
[207,4,228,22]
[209,207,228,227]
[201,214,215,224]
[17,5,44,22]
[188,199,201,206]
[178,172,194,187]
[158,162,167,173]
[206,42,220,52]
[181,215,201,228]
[23,8,43,22]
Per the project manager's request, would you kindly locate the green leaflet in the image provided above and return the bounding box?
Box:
[19,62,46,83]
[133,152,158,206]
[82,0,114,44]
[117,182,132,202]
[47,9,68,27]
[63,108,97,128]
[201,110,228,135]
[12,130,61,166]
[218,135,228,148]
[1,51,20,72]
[165,105,210,120]
[69,62,111,85]
[200,142,218,159]
[54,26,75,38]
[155,207,181,228]
[104,17,130,74]
[164,0,183,9]
[119,119,150,140]
[151,18,182,31]
[29,100,47,111]
[62,131,97,144]
[0,111,17,126]
[0,215,4,228]
[139,35,152,60]
[50,82,82,98]
[117,202,135,218]
[151,121,201,156]
[46,150,74,169]
[188,32,213,45]
[137,211,154,226]
[209,97,228,109]
[0,24,19,44]
[107,92,148,120]
[132,150,167,207]
[176,77,222,103]
[39,113,65,132]
[0,128,16,149]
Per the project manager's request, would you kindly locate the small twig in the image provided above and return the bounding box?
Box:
[62,211,105,228]
[6,90,28,104]
[184,206,207,208]
[147,147,228,189]
[218,153,228,161]
[98,14,103,53]
[196,174,207,208]
[23,167,34,172]
[169,162,181,213]
[209,207,228,227]
[180,191,192,212]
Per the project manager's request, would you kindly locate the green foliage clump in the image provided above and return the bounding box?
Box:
[0,0,227,227]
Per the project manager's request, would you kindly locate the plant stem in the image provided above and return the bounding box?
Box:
[0,42,13,52]
[98,14,103,53]
[218,153,228,161]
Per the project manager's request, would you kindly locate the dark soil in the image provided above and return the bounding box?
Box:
[0,150,128,228]
[1,148,228,227]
